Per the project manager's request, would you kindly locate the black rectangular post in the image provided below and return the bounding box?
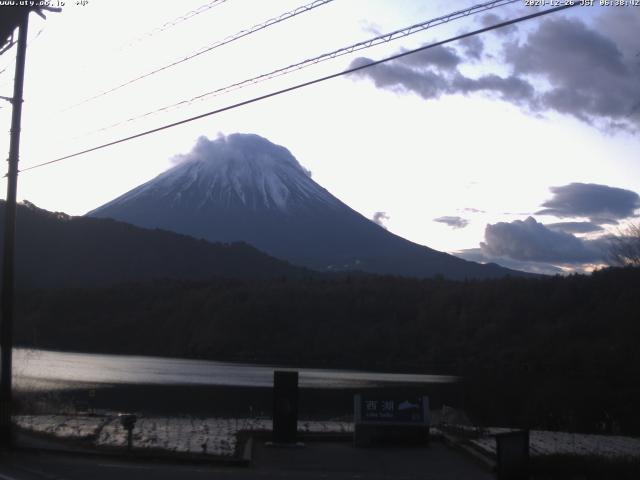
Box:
[496,430,530,480]
[272,370,298,443]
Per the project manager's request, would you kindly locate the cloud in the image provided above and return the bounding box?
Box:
[167,133,313,176]
[350,9,640,130]
[455,197,626,273]
[503,13,640,129]
[434,216,469,229]
[372,211,390,229]
[480,13,518,36]
[536,183,640,225]
[349,48,534,105]
[545,222,603,234]
[451,73,534,104]
[457,247,564,275]
[458,35,484,60]
[480,216,606,263]
[401,45,462,70]
[462,207,485,214]
[359,20,382,36]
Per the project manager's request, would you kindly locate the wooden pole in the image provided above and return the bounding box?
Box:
[0,10,29,448]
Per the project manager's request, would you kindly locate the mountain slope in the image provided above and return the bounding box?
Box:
[89,133,528,280]
[0,201,307,289]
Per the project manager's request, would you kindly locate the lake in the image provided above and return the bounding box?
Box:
[12,348,457,391]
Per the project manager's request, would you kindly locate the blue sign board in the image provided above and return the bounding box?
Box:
[359,396,426,423]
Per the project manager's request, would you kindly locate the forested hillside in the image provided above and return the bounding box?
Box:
[0,201,308,288]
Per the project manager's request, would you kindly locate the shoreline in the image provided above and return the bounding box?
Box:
[14,382,464,417]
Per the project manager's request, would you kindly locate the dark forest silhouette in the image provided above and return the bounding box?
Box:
[13,266,640,436]
[0,201,308,288]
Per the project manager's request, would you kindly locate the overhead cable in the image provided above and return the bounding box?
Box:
[87,0,520,135]
[118,0,229,50]
[18,4,577,175]
[66,0,335,110]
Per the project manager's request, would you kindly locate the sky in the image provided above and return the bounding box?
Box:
[0,0,638,275]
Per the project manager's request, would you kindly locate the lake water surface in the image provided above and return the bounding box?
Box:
[13,348,457,390]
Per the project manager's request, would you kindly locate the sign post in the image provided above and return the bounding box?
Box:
[119,413,137,452]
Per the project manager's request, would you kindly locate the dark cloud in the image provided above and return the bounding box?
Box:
[350,9,640,129]
[598,8,639,60]
[401,45,461,70]
[504,14,640,129]
[536,183,640,225]
[458,35,484,60]
[480,13,518,35]
[480,216,605,263]
[349,55,448,100]
[546,222,603,234]
[480,13,500,26]
[350,45,534,105]
[434,216,469,229]
[450,73,534,104]
[372,211,390,229]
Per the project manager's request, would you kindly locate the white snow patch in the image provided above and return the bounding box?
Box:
[468,428,640,460]
[15,415,105,440]
[15,414,640,461]
[88,133,342,216]
[14,415,353,457]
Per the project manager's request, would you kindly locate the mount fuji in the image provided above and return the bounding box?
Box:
[88,133,523,279]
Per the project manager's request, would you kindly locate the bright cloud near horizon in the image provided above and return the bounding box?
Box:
[0,0,638,275]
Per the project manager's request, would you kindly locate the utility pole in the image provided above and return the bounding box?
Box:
[0,10,29,448]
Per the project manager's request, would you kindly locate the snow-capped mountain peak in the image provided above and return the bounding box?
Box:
[107,133,336,213]
[88,133,524,280]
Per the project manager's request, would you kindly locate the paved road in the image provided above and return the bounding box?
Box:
[252,441,494,480]
[0,441,494,479]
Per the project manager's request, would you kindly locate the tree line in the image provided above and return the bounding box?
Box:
[14,266,640,434]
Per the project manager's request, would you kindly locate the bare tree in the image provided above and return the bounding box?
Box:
[609,222,640,267]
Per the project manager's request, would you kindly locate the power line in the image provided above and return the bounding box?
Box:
[0,48,15,92]
[18,4,577,175]
[0,40,15,57]
[63,1,230,94]
[83,0,520,137]
[65,0,336,110]
[0,26,45,92]
[116,0,229,51]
